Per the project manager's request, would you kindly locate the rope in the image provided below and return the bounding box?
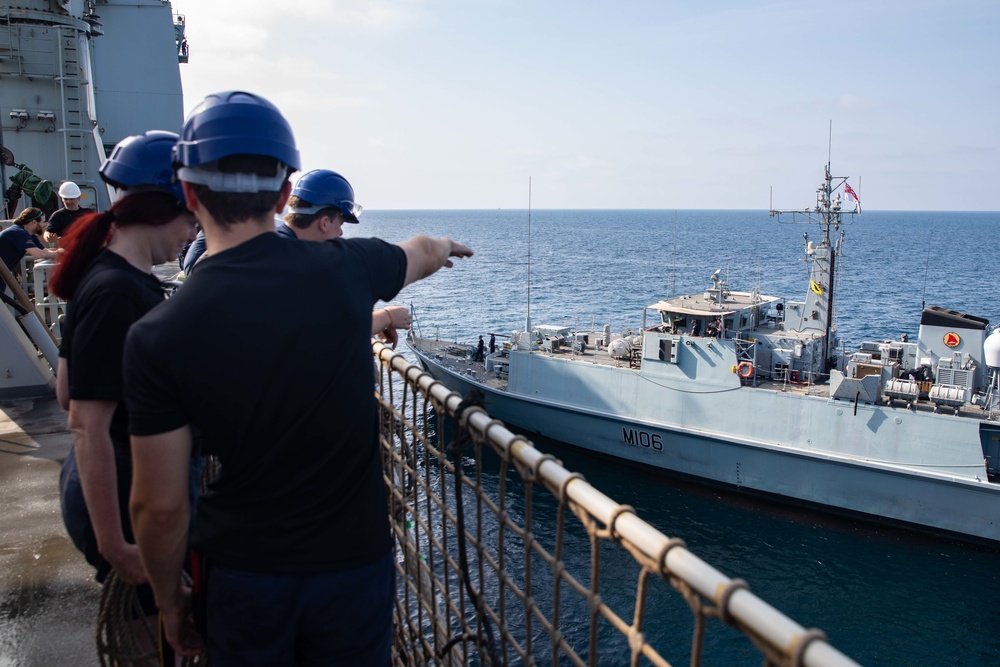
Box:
[96,570,205,666]
[439,388,501,666]
[376,342,857,667]
[95,455,216,664]
[95,570,158,666]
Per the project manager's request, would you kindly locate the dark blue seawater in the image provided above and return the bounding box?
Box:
[351,209,1000,666]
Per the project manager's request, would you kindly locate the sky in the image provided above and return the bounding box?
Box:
[170,0,999,211]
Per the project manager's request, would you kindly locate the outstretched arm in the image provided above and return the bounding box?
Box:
[25,246,63,261]
[397,236,473,289]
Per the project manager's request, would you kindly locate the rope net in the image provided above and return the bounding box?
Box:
[374,341,859,667]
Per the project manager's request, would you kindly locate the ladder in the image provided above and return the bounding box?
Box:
[56,25,92,187]
[0,15,100,190]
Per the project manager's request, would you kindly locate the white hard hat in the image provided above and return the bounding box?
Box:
[58,181,82,198]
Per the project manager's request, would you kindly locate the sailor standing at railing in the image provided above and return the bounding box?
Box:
[48,131,199,643]
[124,90,472,664]
[283,168,411,347]
[183,167,412,347]
[180,167,358,271]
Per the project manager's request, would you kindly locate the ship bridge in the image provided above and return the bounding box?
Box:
[645,278,833,382]
[647,289,781,337]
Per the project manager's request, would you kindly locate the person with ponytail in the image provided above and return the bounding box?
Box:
[54,131,197,601]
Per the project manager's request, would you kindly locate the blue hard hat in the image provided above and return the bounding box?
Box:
[173,91,300,171]
[100,131,184,201]
[289,169,362,223]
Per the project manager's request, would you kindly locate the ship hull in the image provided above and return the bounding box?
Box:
[411,343,1000,544]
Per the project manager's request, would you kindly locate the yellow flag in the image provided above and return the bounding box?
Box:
[810,280,823,295]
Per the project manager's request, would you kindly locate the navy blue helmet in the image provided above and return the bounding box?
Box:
[100,131,184,202]
[289,169,362,223]
[174,90,299,169]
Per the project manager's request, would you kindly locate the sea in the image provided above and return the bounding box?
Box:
[348,208,1000,666]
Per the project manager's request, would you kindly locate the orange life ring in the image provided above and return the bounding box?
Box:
[736,362,754,379]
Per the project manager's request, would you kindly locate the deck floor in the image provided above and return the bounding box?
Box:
[0,397,100,667]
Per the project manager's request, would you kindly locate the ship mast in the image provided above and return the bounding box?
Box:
[770,152,858,376]
[525,177,532,343]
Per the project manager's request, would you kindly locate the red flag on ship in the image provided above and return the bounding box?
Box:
[844,182,861,214]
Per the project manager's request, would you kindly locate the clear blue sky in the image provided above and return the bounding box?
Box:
[172,0,998,211]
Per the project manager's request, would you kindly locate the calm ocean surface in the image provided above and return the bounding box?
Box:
[349,209,1000,666]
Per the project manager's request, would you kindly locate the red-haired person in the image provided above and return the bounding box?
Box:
[51,132,197,610]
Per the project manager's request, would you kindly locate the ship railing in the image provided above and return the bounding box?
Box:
[373,341,859,667]
[30,260,66,340]
[0,239,65,340]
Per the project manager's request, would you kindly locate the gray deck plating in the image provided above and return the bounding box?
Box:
[0,398,100,666]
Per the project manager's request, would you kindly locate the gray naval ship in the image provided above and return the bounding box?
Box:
[0,0,187,398]
[410,162,1000,545]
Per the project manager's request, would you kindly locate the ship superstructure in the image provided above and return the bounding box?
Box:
[1,0,186,214]
[0,0,187,398]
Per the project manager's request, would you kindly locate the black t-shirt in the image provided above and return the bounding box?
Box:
[47,207,91,237]
[59,249,166,453]
[124,232,407,574]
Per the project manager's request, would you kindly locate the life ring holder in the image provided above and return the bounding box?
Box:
[736,361,754,379]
